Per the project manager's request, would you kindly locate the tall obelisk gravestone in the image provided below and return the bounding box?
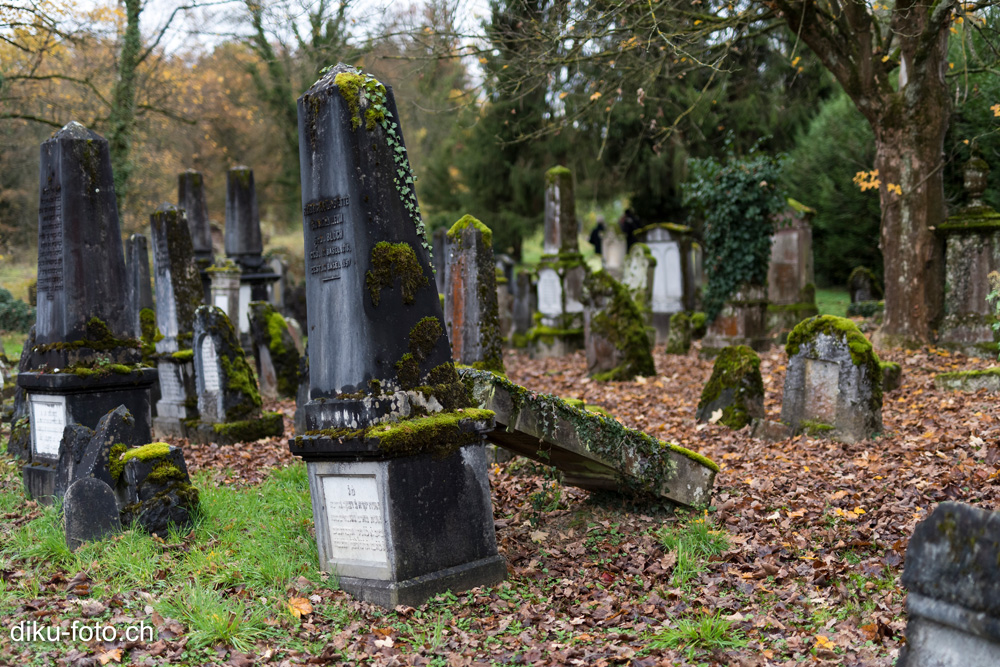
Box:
[17,122,157,501]
[151,204,203,437]
[224,166,278,336]
[178,170,214,303]
[290,64,505,608]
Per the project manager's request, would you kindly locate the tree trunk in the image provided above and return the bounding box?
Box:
[107,0,143,218]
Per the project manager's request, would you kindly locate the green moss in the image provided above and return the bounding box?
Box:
[785,314,883,407]
[205,259,240,274]
[525,325,584,345]
[800,420,835,435]
[366,242,429,307]
[409,317,443,362]
[139,308,162,360]
[787,198,816,215]
[395,353,421,390]
[333,71,387,131]
[846,300,884,318]
[585,271,656,381]
[539,251,587,271]
[666,312,692,355]
[171,349,194,361]
[368,408,495,458]
[122,442,172,463]
[33,316,140,355]
[697,345,764,430]
[690,312,707,338]
[219,353,262,420]
[935,367,1000,380]
[108,443,129,483]
[668,443,721,473]
[511,332,528,348]
[414,361,471,410]
[212,412,283,443]
[939,206,1000,232]
[145,461,187,485]
[266,311,289,356]
[633,222,692,237]
[545,165,572,184]
[447,214,493,248]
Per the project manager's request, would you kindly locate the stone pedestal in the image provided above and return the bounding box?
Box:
[766,200,818,339]
[701,285,770,356]
[636,223,695,344]
[209,261,241,325]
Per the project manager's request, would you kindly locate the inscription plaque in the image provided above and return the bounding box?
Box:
[304,196,353,283]
[201,338,220,394]
[650,241,683,312]
[803,359,840,424]
[30,394,67,459]
[37,185,64,297]
[537,269,562,316]
[213,294,229,314]
[322,474,389,567]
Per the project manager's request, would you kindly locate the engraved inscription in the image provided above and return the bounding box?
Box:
[201,337,220,394]
[322,474,389,566]
[803,359,840,424]
[38,185,64,297]
[154,236,170,277]
[304,197,353,282]
[158,362,184,402]
[30,394,66,459]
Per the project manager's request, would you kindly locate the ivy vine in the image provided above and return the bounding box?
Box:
[683,148,786,321]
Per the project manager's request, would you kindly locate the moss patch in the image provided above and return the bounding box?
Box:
[333,71,387,131]
[447,214,493,248]
[697,345,764,430]
[171,349,194,362]
[366,242,429,307]
[212,412,283,443]
[585,271,656,382]
[33,316,140,355]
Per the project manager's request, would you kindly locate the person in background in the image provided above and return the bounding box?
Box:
[588,216,606,255]
[619,208,642,249]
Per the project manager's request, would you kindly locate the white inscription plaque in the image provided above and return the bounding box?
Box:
[213,294,229,314]
[30,394,67,459]
[650,241,683,313]
[537,269,563,316]
[201,337,220,393]
[322,475,389,567]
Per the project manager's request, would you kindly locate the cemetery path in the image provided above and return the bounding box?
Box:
[3,341,1000,665]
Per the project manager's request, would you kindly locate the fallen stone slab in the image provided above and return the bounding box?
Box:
[460,368,717,506]
[934,368,1000,393]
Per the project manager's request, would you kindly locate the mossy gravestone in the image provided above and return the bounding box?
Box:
[150,204,203,438]
[290,64,505,608]
[896,502,1000,667]
[224,166,278,336]
[696,345,764,430]
[780,315,882,442]
[582,271,655,381]
[192,305,283,445]
[443,215,505,374]
[17,122,157,502]
[247,301,301,400]
[511,269,536,347]
[846,266,883,318]
[125,233,154,335]
[178,169,214,303]
[527,166,587,358]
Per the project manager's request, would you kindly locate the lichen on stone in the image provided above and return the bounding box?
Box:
[696,345,765,430]
[366,241,429,307]
[584,270,656,382]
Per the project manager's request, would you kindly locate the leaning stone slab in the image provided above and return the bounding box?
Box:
[934,368,1000,393]
[897,502,1000,667]
[461,368,717,506]
[696,345,765,430]
[64,478,121,551]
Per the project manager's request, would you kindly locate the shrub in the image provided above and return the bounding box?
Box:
[0,288,34,333]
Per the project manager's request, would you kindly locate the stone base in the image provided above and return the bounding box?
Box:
[528,330,584,359]
[937,314,999,359]
[23,463,57,505]
[191,411,284,445]
[304,444,505,608]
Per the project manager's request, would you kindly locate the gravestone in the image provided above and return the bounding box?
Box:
[766,199,818,339]
[622,242,657,345]
[224,166,279,335]
[208,259,241,324]
[267,255,288,311]
[601,221,627,280]
[116,441,199,537]
[847,266,883,319]
[696,345,764,430]
[636,223,695,344]
[16,123,157,501]
[125,234,154,333]
[462,368,717,506]
[178,169,214,303]
[665,312,692,355]
[192,305,283,444]
[936,155,1000,357]
[290,64,505,608]
[247,301,301,400]
[582,271,655,381]
[64,477,121,550]
[496,268,514,343]
[511,270,536,347]
[150,203,203,438]
[527,167,587,358]
[897,502,1000,667]
[780,315,882,442]
[443,215,505,373]
[700,285,771,356]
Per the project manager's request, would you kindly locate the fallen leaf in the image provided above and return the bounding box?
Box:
[287,597,313,619]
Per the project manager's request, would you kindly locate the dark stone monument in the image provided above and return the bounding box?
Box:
[432,226,448,295]
[766,199,818,340]
[64,477,121,550]
[897,502,1000,667]
[780,315,882,442]
[581,271,655,381]
[178,169,215,303]
[125,233,154,334]
[511,269,536,348]
[936,154,1000,357]
[116,441,199,538]
[224,166,279,336]
[290,64,505,608]
[192,305,283,445]
[150,203,202,438]
[527,166,587,358]
[17,122,157,501]
[696,345,765,430]
[247,300,301,400]
[444,215,505,373]
[5,327,35,461]
[636,223,696,344]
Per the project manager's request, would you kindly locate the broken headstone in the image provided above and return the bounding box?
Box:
[696,345,765,430]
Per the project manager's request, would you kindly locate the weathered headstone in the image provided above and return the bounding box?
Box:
[695,345,764,430]
[601,221,627,280]
[125,234,154,333]
[622,242,657,345]
[847,266,882,304]
[64,477,121,550]
[766,199,818,339]
[665,311,692,355]
[934,367,1000,392]
[462,368,717,506]
[192,305,283,444]
[150,203,203,438]
[115,441,199,537]
[935,155,1000,356]
[208,259,241,324]
[444,215,505,373]
[267,255,288,310]
[780,315,882,442]
[247,301,301,400]
[527,167,587,358]
[582,271,655,381]
[511,269,536,347]
[700,285,771,356]
[636,223,695,344]
[496,267,514,343]
[897,502,1000,667]
[224,166,279,334]
[17,122,157,501]
[178,169,214,303]
[290,64,506,608]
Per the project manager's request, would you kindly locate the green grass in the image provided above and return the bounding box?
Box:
[816,287,850,318]
[2,331,25,359]
[646,611,748,659]
[0,252,35,302]
[654,512,730,587]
